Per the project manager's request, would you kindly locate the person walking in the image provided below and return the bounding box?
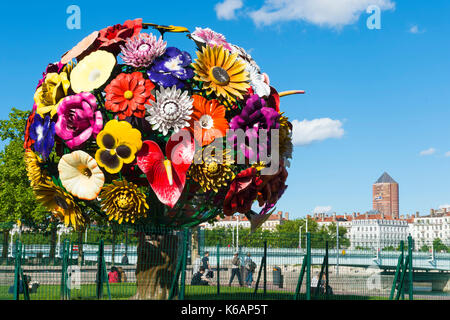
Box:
[201,251,213,278]
[228,252,243,287]
[121,254,129,265]
[244,252,256,288]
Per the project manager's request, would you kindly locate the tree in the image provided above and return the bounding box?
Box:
[432,238,449,253]
[0,109,49,258]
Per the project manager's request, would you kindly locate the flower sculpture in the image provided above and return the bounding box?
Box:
[147,47,194,89]
[104,72,155,119]
[24,19,302,233]
[34,72,71,117]
[120,33,167,68]
[55,92,103,148]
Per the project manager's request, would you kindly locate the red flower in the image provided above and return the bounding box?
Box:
[256,164,288,207]
[97,18,143,55]
[105,72,155,120]
[24,106,37,150]
[223,168,262,216]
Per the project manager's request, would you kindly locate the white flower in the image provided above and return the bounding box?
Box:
[246,63,270,98]
[145,86,194,136]
[58,150,105,200]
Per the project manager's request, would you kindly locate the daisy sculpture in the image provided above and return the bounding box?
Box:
[24,19,304,299]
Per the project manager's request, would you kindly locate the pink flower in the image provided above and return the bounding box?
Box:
[55,92,103,149]
[120,33,167,68]
[189,27,232,51]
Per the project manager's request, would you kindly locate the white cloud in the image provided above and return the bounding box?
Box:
[248,0,395,28]
[445,151,450,157]
[215,0,244,20]
[291,118,344,146]
[409,25,425,34]
[314,206,332,214]
[419,148,436,156]
[439,204,450,209]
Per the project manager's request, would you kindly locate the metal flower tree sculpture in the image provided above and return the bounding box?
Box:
[23,19,303,299]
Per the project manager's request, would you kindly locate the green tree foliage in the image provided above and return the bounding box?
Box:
[203,218,351,249]
[432,238,449,253]
[0,108,48,230]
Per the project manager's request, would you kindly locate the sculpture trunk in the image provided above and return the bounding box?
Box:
[133,232,179,300]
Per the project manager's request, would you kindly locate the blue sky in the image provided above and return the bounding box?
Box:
[1,1,449,219]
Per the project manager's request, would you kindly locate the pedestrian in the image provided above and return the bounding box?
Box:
[320,274,333,295]
[191,266,211,286]
[108,266,119,283]
[311,272,319,295]
[244,252,256,288]
[228,252,243,287]
[117,266,127,283]
[121,254,129,265]
[202,251,213,278]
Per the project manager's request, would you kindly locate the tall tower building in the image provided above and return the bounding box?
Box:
[372,172,399,219]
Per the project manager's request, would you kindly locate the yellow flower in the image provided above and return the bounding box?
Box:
[95,119,142,174]
[70,50,116,93]
[279,113,293,160]
[193,45,250,102]
[33,180,86,230]
[34,72,70,117]
[24,149,49,187]
[58,150,105,200]
[189,145,235,192]
[99,179,149,224]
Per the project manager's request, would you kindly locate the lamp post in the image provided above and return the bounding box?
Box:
[56,224,72,258]
[8,224,21,258]
[299,224,302,249]
[336,221,339,276]
[236,214,239,251]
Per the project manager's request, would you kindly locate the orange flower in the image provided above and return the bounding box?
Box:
[188,95,229,146]
[105,72,155,120]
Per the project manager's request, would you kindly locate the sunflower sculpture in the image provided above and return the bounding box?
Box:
[24,18,303,299]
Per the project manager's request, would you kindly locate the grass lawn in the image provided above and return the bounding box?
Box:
[0,283,386,300]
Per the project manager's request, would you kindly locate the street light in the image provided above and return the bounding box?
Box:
[336,221,339,276]
[8,223,21,258]
[299,224,302,249]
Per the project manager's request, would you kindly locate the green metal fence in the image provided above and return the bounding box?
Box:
[0,226,449,300]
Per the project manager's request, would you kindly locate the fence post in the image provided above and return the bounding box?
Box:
[216,243,220,296]
[96,240,104,299]
[60,239,69,300]
[13,240,21,300]
[389,241,404,300]
[179,228,188,300]
[263,240,267,298]
[325,242,329,297]
[293,255,307,300]
[408,235,414,300]
[306,232,311,301]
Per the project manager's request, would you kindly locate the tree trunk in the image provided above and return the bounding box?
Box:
[49,223,57,260]
[1,230,9,259]
[133,232,179,300]
[77,231,84,266]
[112,228,116,266]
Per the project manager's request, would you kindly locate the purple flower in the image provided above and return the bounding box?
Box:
[55,92,103,149]
[147,47,194,89]
[229,94,280,160]
[29,113,55,160]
